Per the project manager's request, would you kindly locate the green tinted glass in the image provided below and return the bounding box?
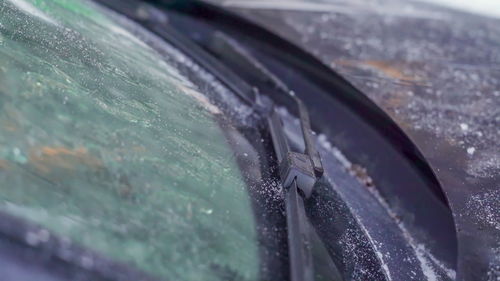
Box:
[0,0,259,280]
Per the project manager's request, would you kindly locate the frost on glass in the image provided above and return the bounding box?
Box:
[0,0,259,280]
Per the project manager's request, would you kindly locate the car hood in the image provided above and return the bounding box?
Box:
[205,0,500,280]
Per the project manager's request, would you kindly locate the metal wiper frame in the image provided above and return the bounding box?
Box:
[177,13,327,279]
[268,107,323,281]
[206,28,326,281]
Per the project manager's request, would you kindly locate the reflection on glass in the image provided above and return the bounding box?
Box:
[0,0,258,280]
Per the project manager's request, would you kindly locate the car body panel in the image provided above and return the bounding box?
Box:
[205,0,500,280]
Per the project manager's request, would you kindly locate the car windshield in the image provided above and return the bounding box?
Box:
[0,0,259,280]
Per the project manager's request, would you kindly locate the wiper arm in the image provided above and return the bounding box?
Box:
[206,30,324,281]
[296,98,323,177]
[268,106,322,281]
[205,30,323,174]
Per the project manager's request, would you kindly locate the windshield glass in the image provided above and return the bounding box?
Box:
[0,0,259,280]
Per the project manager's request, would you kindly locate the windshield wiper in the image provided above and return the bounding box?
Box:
[268,103,323,281]
[205,29,325,281]
[208,28,326,281]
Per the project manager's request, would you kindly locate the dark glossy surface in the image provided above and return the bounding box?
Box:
[204,1,500,280]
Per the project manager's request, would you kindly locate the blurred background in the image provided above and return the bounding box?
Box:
[209,0,500,18]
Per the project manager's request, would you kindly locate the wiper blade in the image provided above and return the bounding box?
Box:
[267,106,321,281]
[286,179,314,281]
[268,109,316,198]
[206,29,323,281]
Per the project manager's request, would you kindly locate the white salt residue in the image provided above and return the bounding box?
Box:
[80,255,94,269]
[375,248,393,280]
[3,202,49,221]
[363,176,454,280]
[366,180,455,280]
[200,208,213,215]
[467,149,500,178]
[172,52,255,124]
[415,244,440,281]
[2,201,84,232]
[427,250,457,280]
[25,229,51,246]
[107,24,149,49]
[279,107,452,280]
[466,189,500,231]
[487,246,500,280]
[177,84,222,115]
[254,178,284,202]
[362,181,449,281]
[338,224,393,281]
[317,136,455,281]
[318,134,398,280]
[318,134,351,169]
[6,0,57,25]
[100,3,256,125]
[25,231,40,246]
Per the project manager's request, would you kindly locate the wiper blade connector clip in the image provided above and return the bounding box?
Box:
[267,108,321,198]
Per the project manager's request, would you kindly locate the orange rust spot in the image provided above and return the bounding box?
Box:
[39,146,87,157]
[336,59,417,82]
[365,60,416,81]
[29,146,103,174]
[384,94,407,108]
[132,146,146,152]
[0,160,10,170]
[349,164,374,187]
[4,125,17,132]
[1,119,19,132]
